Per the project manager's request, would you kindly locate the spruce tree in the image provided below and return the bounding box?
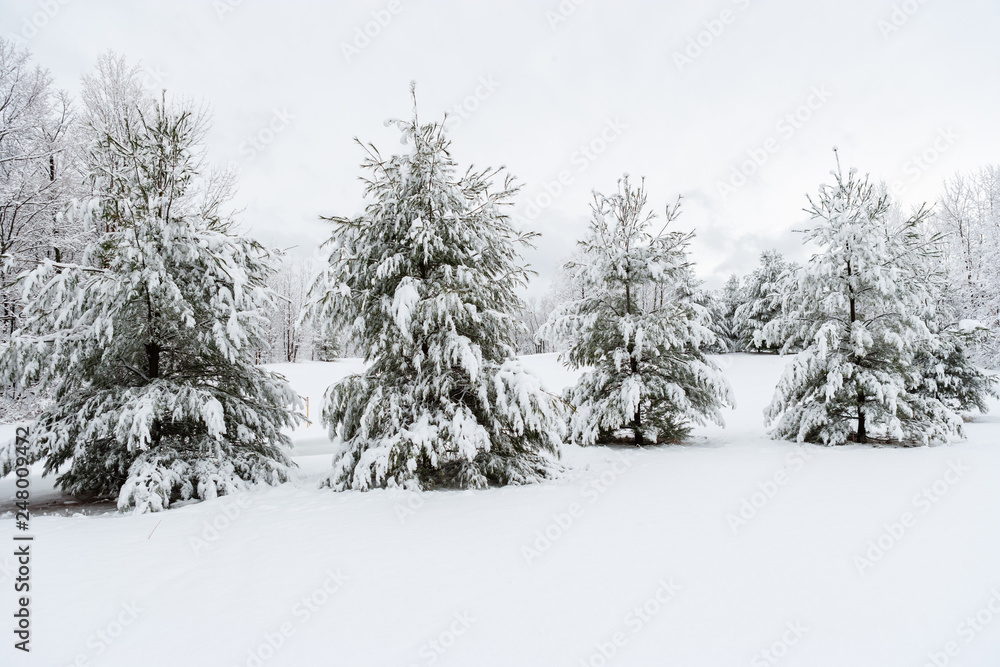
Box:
[540,176,733,445]
[0,99,300,512]
[763,152,968,445]
[734,250,795,352]
[304,90,563,491]
[717,273,744,352]
[914,327,997,415]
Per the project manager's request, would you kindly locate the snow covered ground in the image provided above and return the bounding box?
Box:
[2,353,999,666]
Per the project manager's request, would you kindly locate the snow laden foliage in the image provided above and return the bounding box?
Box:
[734,250,797,353]
[0,99,301,512]
[763,153,984,446]
[934,166,1000,367]
[913,325,998,416]
[304,92,562,491]
[685,272,730,355]
[539,176,734,445]
[709,273,744,353]
[0,38,81,343]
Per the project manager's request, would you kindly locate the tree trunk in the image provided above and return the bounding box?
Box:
[146,342,160,379]
[857,403,867,444]
[847,254,865,443]
[145,341,162,447]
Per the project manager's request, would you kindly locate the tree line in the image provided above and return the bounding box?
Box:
[0,44,996,512]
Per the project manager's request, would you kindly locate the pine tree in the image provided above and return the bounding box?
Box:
[540,176,733,445]
[763,151,966,445]
[0,98,300,512]
[734,250,795,352]
[712,273,744,352]
[304,89,563,491]
[914,326,998,415]
[910,207,999,414]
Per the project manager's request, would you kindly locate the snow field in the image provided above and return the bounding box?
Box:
[1,353,999,665]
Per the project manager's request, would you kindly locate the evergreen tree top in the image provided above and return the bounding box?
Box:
[307,91,535,367]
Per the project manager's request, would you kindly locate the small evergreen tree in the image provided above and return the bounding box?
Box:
[734,250,794,352]
[763,152,968,445]
[304,89,562,490]
[0,99,300,512]
[712,273,744,352]
[914,326,997,415]
[540,176,733,445]
[910,219,999,414]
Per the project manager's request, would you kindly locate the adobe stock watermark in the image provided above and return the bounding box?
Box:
[716,84,833,201]
[395,491,425,524]
[405,611,476,666]
[673,0,754,72]
[522,451,634,565]
[579,578,681,666]
[234,568,350,667]
[141,63,168,91]
[340,0,409,63]
[920,588,1000,667]
[751,621,809,667]
[15,0,72,41]
[214,0,245,20]
[853,460,968,575]
[57,601,143,667]
[238,108,294,162]
[188,494,252,555]
[727,447,814,534]
[545,0,589,30]
[443,76,501,132]
[513,117,629,227]
[878,0,931,40]
[887,127,959,197]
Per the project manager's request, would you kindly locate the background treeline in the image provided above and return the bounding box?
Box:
[0,45,342,369]
[3,40,999,372]
[519,181,1000,368]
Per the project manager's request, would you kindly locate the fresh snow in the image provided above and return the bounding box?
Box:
[2,354,1000,665]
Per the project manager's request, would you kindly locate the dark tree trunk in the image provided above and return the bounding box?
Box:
[146,342,160,379]
[145,341,162,447]
[857,404,867,444]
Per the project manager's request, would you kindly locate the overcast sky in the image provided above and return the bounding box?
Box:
[5,0,999,290]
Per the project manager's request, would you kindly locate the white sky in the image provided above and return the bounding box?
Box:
[5,0,999,290]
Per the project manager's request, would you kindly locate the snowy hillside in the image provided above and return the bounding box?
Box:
[2,353,999,666]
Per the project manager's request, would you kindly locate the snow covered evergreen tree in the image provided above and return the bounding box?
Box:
[895,196,998,416]
[914,325,997,415]
[304,89,562,491]
[0,98,300,512]
[685,271,731,355]
[734,250,795,352]
[710,273,744,353]
[763,152,971,445]
[540,176,733,445]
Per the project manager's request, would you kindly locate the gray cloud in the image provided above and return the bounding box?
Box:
[8,0,999,289]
